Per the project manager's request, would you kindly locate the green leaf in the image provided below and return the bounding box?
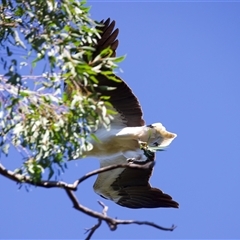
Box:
[90,133,100,143]
[113,55,125,63]
[19,91,29,97]
[0,0,125,181]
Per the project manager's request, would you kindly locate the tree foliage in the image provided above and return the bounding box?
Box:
[0,0,123,181]
[0,1,177,237]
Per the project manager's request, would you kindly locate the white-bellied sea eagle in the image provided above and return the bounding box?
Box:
[69,19,178,209]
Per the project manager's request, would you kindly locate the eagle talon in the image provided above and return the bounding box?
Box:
[139,140,149,151]
[127,157,150,165]
[127,158,136,163]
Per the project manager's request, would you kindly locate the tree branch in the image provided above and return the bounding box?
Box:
[0,163,73,189]
[0,162,154,190]
[0,161,176,239]
[72,161,155,189]
[65,188,176,233]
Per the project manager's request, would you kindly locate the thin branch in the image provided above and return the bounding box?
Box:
[85,219,102,240]
[0,75,44,80]
[84,201,107,240]
[0,22,17,27]
[72,161,155,189]
[0,75,58,81]
[97,201,108,216]
[0,163,73,189]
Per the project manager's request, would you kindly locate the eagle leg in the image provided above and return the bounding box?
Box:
[127,158,138,163]
[125,141,155,164]
[139,141,155,161]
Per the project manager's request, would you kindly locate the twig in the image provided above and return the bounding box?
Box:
[84,201,107,240]
[85,219,102,240]
[0,22,17,27]
[0,75,44,80]
[97,201,108,216]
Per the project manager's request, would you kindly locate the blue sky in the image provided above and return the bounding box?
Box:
[1,1,240,239]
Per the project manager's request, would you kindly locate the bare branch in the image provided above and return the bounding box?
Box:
[0,161,176,238]
[72,161,155,189]
[65,189,176,232]
[0,163,74,189]
[0,162,154,190]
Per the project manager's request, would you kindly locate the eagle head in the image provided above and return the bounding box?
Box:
[147,123,177,151]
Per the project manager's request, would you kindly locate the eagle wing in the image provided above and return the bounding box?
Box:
[94,18,145,127]
[93,154,179,209]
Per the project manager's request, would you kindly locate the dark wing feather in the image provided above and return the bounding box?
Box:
[111,161,179,209]
[117,186,179,209]
[93,19,119,58]
[94,75,144,126]
[92,18,144,126]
